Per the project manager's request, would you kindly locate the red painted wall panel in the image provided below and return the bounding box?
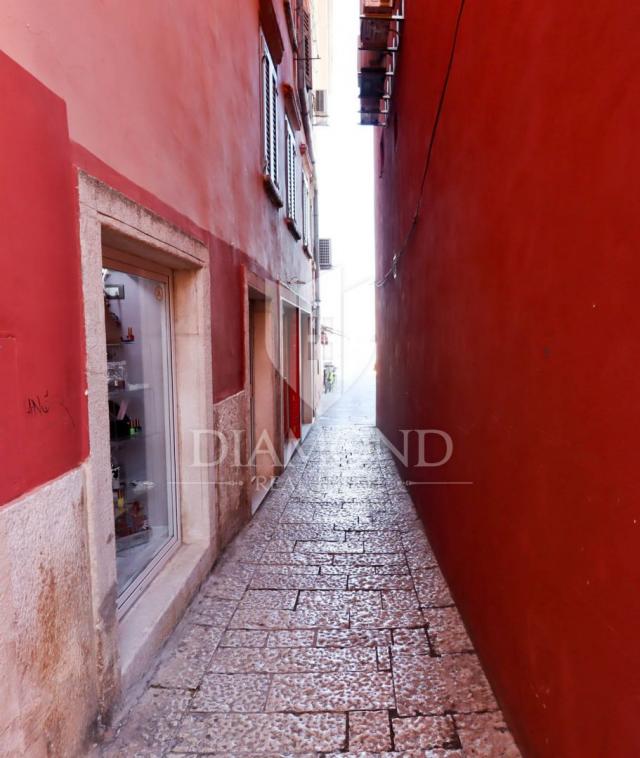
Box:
[376,2,640,755]
[211,239,246,404]
[0,52,87,506]
[285,307,301,439]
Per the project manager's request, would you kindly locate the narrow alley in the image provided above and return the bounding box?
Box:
[100,385,520,756]
[3,1,639,755]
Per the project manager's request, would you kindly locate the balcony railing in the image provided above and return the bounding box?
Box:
[357,0,404,126]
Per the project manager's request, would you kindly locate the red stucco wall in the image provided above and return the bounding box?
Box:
[211,238,248,404]
[0,51,88,506]
[376,2,640,755]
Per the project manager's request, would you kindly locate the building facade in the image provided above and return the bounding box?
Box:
[0,1,326,754]
[367,1,640,756]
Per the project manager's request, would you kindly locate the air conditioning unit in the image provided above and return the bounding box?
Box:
[315,89,327,113]
[314,89,329,125]
[319,238,333,269]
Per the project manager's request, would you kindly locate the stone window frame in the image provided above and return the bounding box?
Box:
[77,172,216,704]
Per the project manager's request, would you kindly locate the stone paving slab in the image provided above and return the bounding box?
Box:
[267,629,316,647]
[152,625,224,690]
[191,672,271,712]
[101,687,192,756]
[349,710,393,752]
[412,568,453,608]
[349,573,415,591]
[454,711,522,757]
[229,607,350,630]
[208,645,377,674]
[99,423,521,757]
[351,607,426,629]
[219,629,269,648]
[266,670,395,712]
[316,628,391,648]
[326,753,463,758]
[393,653,499,716]
[297,589,382,611]
[392,715,458,751]
[238,589,299,610]
[174,712,346,753]
[250,571,348,590]
[424,607,474,656]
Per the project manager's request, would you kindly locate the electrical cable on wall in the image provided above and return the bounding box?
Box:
[376,0,468,288]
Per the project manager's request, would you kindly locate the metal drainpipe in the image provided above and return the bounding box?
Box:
[313,187,320,293]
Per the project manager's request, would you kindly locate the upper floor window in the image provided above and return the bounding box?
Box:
[262,38,279,188]
[302,174,312,251]
[285,118,297,225]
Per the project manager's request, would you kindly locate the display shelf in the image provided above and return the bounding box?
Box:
[114,483,153,496]
[108,385,149,398]
[110,432,146,446]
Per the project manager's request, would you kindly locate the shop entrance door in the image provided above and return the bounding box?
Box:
[282,303,301,443]
[249,291,277,510]
[300,311,314,427]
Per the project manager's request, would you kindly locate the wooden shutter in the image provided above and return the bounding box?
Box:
[270,66,278,183]
[262,40,279,186]
[263,54,272,177]
[271,68,278,185]
[287,119,297,221]
[291,138,296,222]
[286,121,296,222]
[303,9,313,90]
[302,175,308,246]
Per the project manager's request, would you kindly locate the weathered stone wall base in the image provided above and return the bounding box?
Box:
[213,390,252,550]
[0,468,98,757]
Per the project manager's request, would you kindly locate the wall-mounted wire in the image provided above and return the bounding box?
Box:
[376,0,468,288]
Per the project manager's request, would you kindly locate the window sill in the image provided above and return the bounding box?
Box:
[118,540,212,693]
[263,174,283,208]
[285,216,302,241]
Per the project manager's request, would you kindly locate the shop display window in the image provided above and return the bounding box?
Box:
[103,262,179,606]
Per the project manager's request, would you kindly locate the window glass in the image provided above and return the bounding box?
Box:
[104,265,178,605]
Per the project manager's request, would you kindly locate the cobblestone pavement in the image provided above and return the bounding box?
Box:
[101,422,521,757]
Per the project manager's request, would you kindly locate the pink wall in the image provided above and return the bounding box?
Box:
[376,1,640,756]
[0,0,307,280]
[0,1,313,504]
[0,52,88,506]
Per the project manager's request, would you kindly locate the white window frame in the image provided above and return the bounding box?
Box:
[101,254,180,615]
[302,172,312,250]
[285,118,297,225]
[262,37,279,188]
[78,171,216,697]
